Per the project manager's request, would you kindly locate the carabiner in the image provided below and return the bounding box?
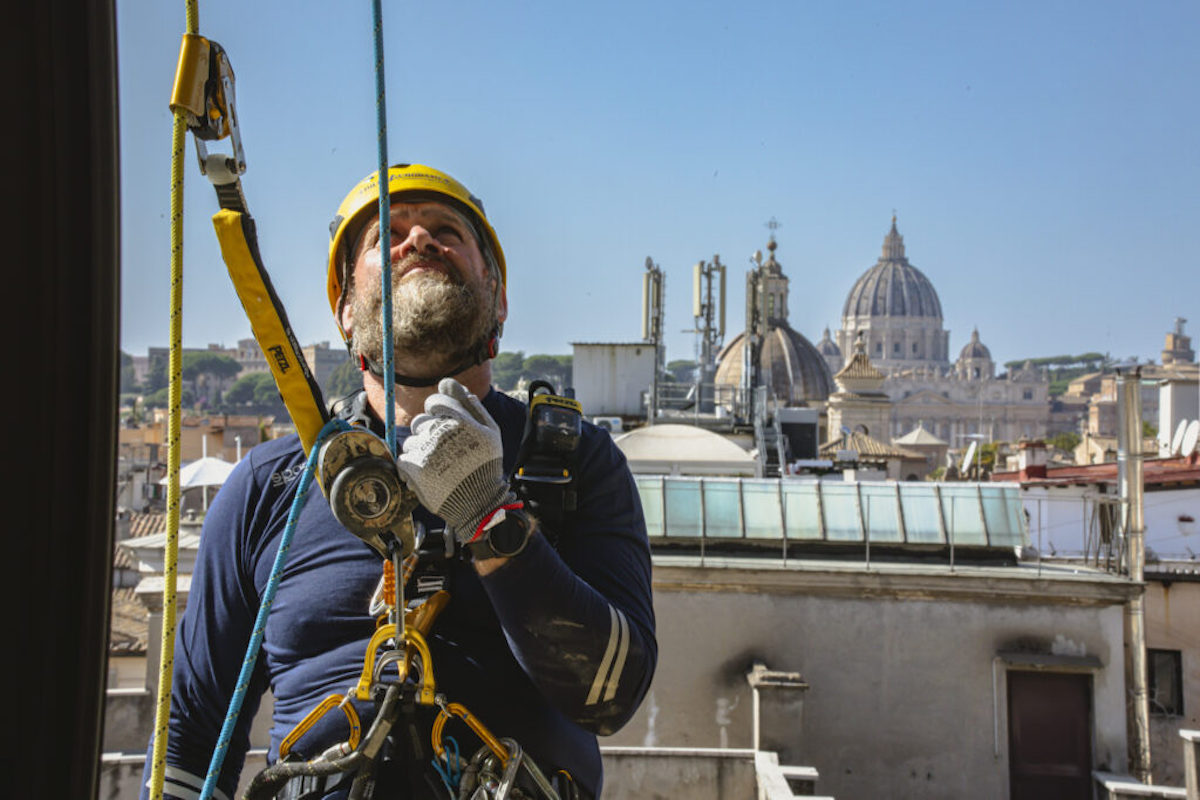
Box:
[278,693,362,759]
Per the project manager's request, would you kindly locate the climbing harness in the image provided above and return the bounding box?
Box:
[159,2,582,799]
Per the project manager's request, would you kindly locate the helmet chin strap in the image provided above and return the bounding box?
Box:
[359,329,499,389]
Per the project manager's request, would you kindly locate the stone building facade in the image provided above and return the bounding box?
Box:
[837,219,1052,446]
[837,217,950,371]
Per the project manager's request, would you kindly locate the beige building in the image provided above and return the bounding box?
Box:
[605,475,1139,799]
[836,217,950,371]
[825,333,891,442]
[836,220,1053,448]
[885,350,1050,447]
[892,422,950,480]
[992,453,1200,786]
[1161,317,1195,367]
[817,428,925,480]
[1144,569,1200,787]
[235,337,349,393]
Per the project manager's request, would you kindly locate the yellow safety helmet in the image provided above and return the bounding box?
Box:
[326,163,506,338]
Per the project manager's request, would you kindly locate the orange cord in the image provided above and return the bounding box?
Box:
[382,559,396,607]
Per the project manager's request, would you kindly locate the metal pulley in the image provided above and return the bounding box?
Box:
[318,428,418,558]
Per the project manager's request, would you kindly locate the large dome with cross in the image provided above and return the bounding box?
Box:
[837,217,950,373]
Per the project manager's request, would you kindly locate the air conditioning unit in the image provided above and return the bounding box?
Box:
[592,416,623,434]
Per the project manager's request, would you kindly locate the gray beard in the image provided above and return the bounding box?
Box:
[350,268,494,378]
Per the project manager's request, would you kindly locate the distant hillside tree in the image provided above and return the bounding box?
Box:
[1003,352,1110,396]
[182,352,242,408]
[666,359,698,383]
[119,350,138,393]
[523,354,572,391]
[1048,432,1081,453]
[492,351,526,391]
[144,352,168,393]
[225,372,284,414]
[143,386,194,409]
[324,358,361,401]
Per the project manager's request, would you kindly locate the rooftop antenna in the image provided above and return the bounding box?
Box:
[642,256,664,424]
[690,254,726,415]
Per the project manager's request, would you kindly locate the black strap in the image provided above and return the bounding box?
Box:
[360,328,496,388]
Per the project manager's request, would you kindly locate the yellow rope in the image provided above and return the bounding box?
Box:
[148,4,198,797]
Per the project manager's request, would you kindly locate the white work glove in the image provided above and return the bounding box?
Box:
[395,378,514,543]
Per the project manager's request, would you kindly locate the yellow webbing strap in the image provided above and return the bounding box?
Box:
[211,209,329,454]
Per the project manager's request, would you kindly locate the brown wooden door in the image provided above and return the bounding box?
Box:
[1007,670,1093,800]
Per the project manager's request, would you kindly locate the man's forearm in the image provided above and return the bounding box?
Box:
[478,531,656,735]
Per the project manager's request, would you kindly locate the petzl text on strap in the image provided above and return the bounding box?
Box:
[212,209,329,453]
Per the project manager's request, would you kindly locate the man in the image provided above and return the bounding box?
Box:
[143,164,656,799]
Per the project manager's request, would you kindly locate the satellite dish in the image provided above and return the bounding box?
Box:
[1183,420,1200,457]
[1171,420,1190,456]
[963,441,978,471]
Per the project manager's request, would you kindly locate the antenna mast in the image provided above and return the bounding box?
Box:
[642,256,665,425]
[692,255,726,414]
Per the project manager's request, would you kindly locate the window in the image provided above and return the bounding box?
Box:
[912,342,919,354]
[875,341,882,355]
[1148,649,1183,716]
[1023,389,1033,400]
[893,342,901,354]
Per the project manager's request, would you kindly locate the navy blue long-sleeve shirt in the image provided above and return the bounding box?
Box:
[143,389,655,799]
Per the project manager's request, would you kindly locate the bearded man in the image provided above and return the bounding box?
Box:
[142,164,656,800]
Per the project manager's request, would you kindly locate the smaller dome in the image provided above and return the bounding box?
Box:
[817,327,841,357]
[715,326,834,405]
[959,328,991,361]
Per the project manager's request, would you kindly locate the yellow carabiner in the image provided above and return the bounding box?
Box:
[278,693,362,760]
[353,624,436,705]
[354,591,450,702]
[431,702,510,768]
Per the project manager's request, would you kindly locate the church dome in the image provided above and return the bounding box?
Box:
[842,218,943,320]
[714,327,834,405]
[816,326,841,357]
[715,235,834,405]
[958,328,991,361]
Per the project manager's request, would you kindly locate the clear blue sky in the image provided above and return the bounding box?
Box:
[118,0,1199,370]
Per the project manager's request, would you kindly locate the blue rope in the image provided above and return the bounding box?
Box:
[372,0,397,456]
[431,735,462,792]
[201,10,396,796]
[199,418,351,800]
